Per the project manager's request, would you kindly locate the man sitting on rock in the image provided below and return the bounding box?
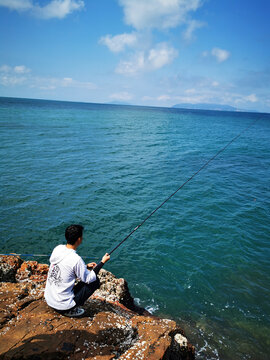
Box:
[45,224,110,317]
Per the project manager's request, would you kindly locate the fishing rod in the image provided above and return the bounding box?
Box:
[108,118,259,255]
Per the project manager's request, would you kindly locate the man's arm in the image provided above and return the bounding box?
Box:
[87,253,110,275]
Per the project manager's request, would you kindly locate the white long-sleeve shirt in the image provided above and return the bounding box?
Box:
[44,245,97,310]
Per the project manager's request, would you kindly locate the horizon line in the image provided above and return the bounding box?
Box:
[0,95,269,115]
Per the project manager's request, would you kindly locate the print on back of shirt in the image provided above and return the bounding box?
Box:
[48,264,63,286]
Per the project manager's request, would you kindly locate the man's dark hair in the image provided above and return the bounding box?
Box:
[65,224,84,245]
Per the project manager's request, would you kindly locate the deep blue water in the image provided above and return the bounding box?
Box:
[0,97,269,359]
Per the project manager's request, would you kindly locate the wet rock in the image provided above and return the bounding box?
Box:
[175,333,188,347]
[0,256,23,282]
[162,332,194,360]
[16,261,49,283]
[94,269,150,315]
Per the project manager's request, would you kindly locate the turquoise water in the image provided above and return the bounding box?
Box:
[0,97,269,359]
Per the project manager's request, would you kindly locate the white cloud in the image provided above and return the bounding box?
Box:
[0,75,27,86]
[142,91,215,106]
[157,95,171,101]
[0,0,84,19]
[0,65,12,72]
[100,33,138,53]
[62,77,73,86]
[116,52,145,75]
[164,82,259,108]
[116,43,178,74]
[182,19,205,41]
[185,88,196,94]
[0,64,96,90]
[101,1,204,77]
[109,92,133,101]
[148,43,178,69]
[202,48,230,63]
[0,64,31,74]
[245,94,258,103]
[0,64,30,86]
[173,94,210,104]
[0,0,32,11]
[33,0,84,20]
[142,72,266,110]
[32,76,96,90]
[235,93,258,104]
[119,0,202,30]
[211,48,230,63]
[142,95,154,101]
[14,65,31,74]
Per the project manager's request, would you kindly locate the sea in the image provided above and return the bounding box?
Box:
[0,97,269,359]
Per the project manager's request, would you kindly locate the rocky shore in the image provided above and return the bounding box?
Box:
[0,255,195,360]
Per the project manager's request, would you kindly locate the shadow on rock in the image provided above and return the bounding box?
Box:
[0,327,138,360]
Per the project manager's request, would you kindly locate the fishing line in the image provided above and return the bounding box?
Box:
[3,118,259,260]
[0,253,49,257]
[0,253,90,260]
[108,118,259,255]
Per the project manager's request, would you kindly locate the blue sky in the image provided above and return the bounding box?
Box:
[0,0,269,112]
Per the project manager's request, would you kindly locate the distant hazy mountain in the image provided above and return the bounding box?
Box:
[172,103,237,111]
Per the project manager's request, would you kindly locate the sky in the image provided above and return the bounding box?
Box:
[0,0,270,113]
